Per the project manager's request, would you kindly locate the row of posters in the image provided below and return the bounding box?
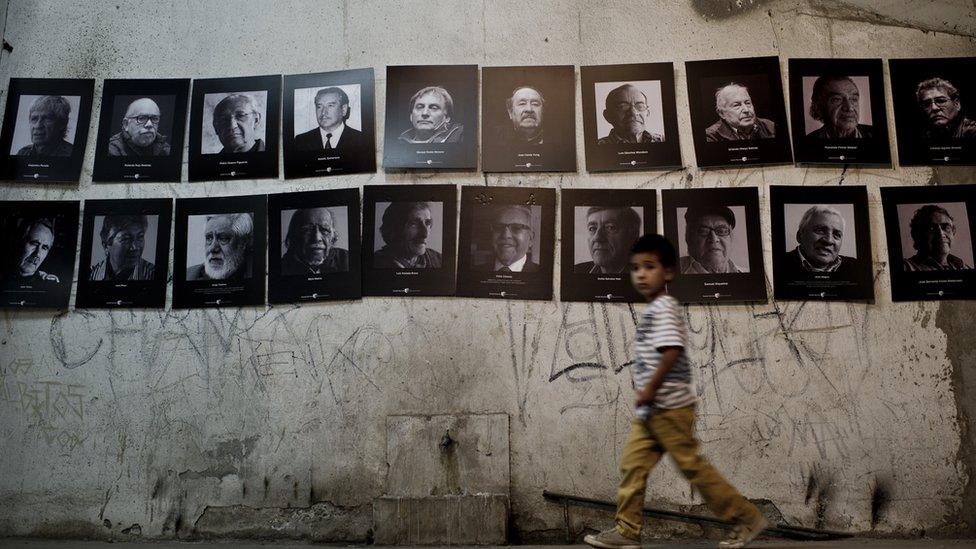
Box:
[3,184,974,309]
[1,56,974,183]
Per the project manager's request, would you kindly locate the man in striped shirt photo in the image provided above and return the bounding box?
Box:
[584,234,767,549]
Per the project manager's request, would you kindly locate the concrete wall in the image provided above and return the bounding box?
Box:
[1,0,975,541]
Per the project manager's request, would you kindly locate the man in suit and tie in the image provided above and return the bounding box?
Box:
[480,205,540,272]
[293,87,364,154]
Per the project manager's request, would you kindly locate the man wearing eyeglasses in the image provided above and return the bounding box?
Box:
[782,205,859,277]
[374,202,442,269]
[89,215,155,281]
[679,205,743,274]
[212,94,265,154]
[108,98,171,156]
[574,206,641,273]
[916,78,976,140]
[598,84,664,144]
[481,205,539,273]
[904,204,973,271]
[186,213,253,281]
[281,207,348,276]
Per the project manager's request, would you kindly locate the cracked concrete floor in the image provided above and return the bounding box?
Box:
[2,541,976,548]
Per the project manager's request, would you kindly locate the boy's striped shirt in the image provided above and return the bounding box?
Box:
[633,294,696,417]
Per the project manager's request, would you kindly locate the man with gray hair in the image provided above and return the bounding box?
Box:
[187,213,253,280]
[108,98,171,156]
[481,204,539,272]
[212,94,265,153]
[783,205,859,276]
[807,76,872,139]
[2,216,61,285]
[705,83,776,142]
[17,95,74,156]
[281,207,348,275]
[89,214,155,281]
[399,86,463,143]
[915,78,976,139]
[574,206,642,273]
[598,84,664,144]
[500,86,544,145]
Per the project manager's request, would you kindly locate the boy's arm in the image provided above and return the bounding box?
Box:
[635,347,682,408]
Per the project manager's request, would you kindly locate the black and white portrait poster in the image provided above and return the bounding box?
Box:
[283,68,376,178]
[173,195,267,308]
[91,79,190,182]
[685,56,792,168]
[0,78,94,183]
[456,186,555,300]
[481,66,576,172]
[788,59,891,166]
[662,187,766,304]
[580,63,681,171]
[383,65,478,170]
[187,75,281,181]
[770,186,873,301]
[362,185,457,296]
[75,198,172,308]
[889,57,976,166]
[881,185,976,301]
[560,189,656,302]
[0,200,79,308]
[268,188,361,303]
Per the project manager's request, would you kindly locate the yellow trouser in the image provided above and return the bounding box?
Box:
[615,406,761,538]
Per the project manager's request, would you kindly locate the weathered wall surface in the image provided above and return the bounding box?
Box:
[1,0,975,541]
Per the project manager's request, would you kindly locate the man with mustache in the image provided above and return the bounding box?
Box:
[679,205,743,274]
[16,95,73,157]
[281,207,348,275]
[293,87,366,152]
[211,94,265,154]
[783,205,859,276]
[500,86,544,145]
[398,86,463,144]
[915,78,976,140]
[807,76,872,139]
[574,206,641,274]
[89,215,155,281]
[705,83,776,142]
[481,205,539,272]
[903,205,973,271]
[2,216,61,285]
[598,84,664,144]
[186,213,253,280]
[108,98,171,156]
[373,202,442,269]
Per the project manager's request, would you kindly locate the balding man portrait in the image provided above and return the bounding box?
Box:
[186,213,253,281]
[211,94,265,154]
[498,86,544,146]
[574,206,641,274]
[705,83,776,141]
[915,77,976,140]
[480,205,540,272]
[598,84,664,144]
[108,98,171,156]
[806,76,872,139]
[294,87,365,153]
[399,86,463,144]
[16,95,74,157]
[281,207,348,276]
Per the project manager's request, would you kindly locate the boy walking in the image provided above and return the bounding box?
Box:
[583,234,768,549]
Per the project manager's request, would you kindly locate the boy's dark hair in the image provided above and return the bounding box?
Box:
[630,233,677,268]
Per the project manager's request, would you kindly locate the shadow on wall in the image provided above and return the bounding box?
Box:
[691,0,772,19]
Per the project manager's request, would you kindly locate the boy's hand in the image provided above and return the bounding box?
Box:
[635,388,656,408]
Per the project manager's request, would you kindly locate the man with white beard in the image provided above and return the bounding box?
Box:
[186,213,253,280]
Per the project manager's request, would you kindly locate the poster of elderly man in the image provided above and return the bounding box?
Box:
[788,59,891,166]
[75,198,172,308]
[580,63,682,172]
[481,65,576,172]
[881,185,976,301]
[662,187,766,304]
[187,75,281,181]
[685,57,792,168]
[92,79,190,182]
[889,57,976,166]
[0,200,79,309]
[0,78,94,182]
[267,188,361,303]
[560,189,656,302]
[362,185,457,296]
[173,195,267,308]
[770,186,874,301]
[283,68,376,179]
[456,186,555,300]
[382,65,477,170]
